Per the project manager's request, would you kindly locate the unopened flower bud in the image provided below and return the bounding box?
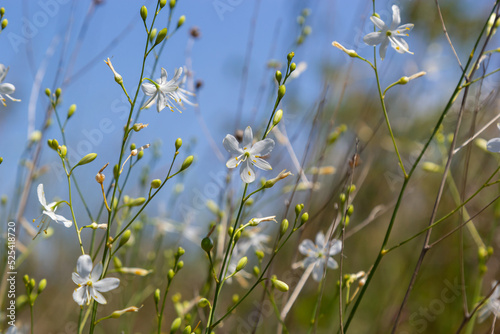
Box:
[155,28,168,45]
[119,230,131,248]
[23,275,30,285]
[76,153,97,167]
[37,279,47,294]
[55,88,62,98]
[59,145,67,158]
[273,109,283,126]
[278,85,286,99]
[149,28,157,42]
[177,260,184,269]
[111,306,140,318]
[201,237,214,253]
[255,250,264,260]
[0,8,5,17]
[140,6,148,21]
[295,204,302,216]
[422,162,441,173]
[45,88,51,97]
[168,269,175,281]
[290,62,296,72]
[347,204,354,216]
[236,257,248,272]
[175,138,182,151]
[177,15,185,28]
[169,0,176,9]
[180,155,194,171]
[151,179,161,189]
[300,212,309,224]
[182,326,192,334]
[170,317,182,332]
[275,70,282,84]
[1,19,8,29]
[29,278,36,290]
[67,104,76,118]
[272,278,289,292]
[133,123,148,132]
[332,41,358,57]
[303,26,312,36]
[287,52,295,62]
[154,288,161,305]
[160,0,167,8]
[253,266,260,276]
[280,219,289,237]
[113,256,123,269]
[198,298,210,308]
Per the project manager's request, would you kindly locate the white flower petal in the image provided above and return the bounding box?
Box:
[141,94,156,110]
[77,255,93,279]
[160,68,168,85]
[92,288,107,304]
[395,24,414,34]
[370,15,387,31]
[379,37,390,60]
[0,83,15,94]
[315,231,326,249]
[172,67,183,82]
[94,277,120,292]
[249,138,275,157]
[363,32,385,46]
[487,138,500,153]
[329,239,342,256]
[73,286,87,306]
[311,262,324,282]
[242,126,253,149]
[223,134,243,156]
[157,92,167,112]
[0,64,7,82]
[141,82,157,96]
[389,36,410,54]
[51,212,72,227]
[252,157,272,171]
[298,239,316,256]
[327,257,339,269]
[72,273,86,286]
[240,159,256,183]
[91,263,103,281]
[391,5,401,29]
[37,184,47,208]
[302,257,316,269]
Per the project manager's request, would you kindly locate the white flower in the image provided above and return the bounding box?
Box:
[72,255,120,306]
[141,67,194,113]
[478,281,500,322]
[37,184,72,228]
[0,64,20,107]
[237,227,272,255]
[486,124,500,153]
[223,126,275,183]
[363,5,414,60]
[297,231,342,282]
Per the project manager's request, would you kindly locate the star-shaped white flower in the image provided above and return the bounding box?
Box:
[223,126,275,183]
[486,124,500,153]
[478,281,500,322]
[297,231,342,282]
[141,67,194,113]
[363,5,414,60]
[72,255,120,306]
[0,64,20,107]
[37,184,72,228]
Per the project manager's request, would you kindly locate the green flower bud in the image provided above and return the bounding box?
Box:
[280,219,289,238]
[149,28,157,42]
[168,269,175,281]
[339,193,346,203]
[55,88,62,98]
[111,306,140,318]
[287,52,295,62]
[113,164,120,179]
[201,237,214,253]
[234,230,241,243]
[151,179,162,189]
[347,204,354,216]
[140,6,148,21]
[130,143,136,150]
[128,197,146,207]
[290,62,296,72]
[1,19,8,30]
[0,157,3,165]
[113,256,123,269]
[176,246,185,257]
[169,0,176,9]
[272,278,289,292]
[119,230,131,248]
[76,153,97,167]
[154,288,161,305]
[300,212,309,224]
[137,150,144,160]
[180,155,194,171]
[177,15,185,28]
[255,250,264,260]
[160,0,167,8]
[67,104,76,118]
[170,317,182,333]
[295,204,302,216]
[253,266,260,276]
[37,279,47,294]
[1,195,7,205]
[182,326,192,334]
[175,138,182,151]
[275,70,282,84]
[297,16,305,25]
[278,85,286,99]
[0,8,5,17]
[303,26,312,36]
[29,278,36,290]
[197,298,210,308]
[59,145,67,158]
[273,109,283,126]
[23,275,30,285]
[236,257,248,272]
[177,260,184,270]
[154,28,168,46]
[348,185,356,193]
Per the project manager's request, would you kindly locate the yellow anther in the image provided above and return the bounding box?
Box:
[248,171,251,176]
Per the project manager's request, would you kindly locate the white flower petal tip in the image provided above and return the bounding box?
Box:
[222,126,275,183]
[141,66,195,113]
[298,231,342,282]
[72,255,120,306]
[36,184,72,229]
[0,64,20,107]
[363,5,414,60]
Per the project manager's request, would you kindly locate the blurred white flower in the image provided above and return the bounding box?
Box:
[237,227,272,255]
[37,184,72,228]
[363,5,414,60]
[478,281,500,322]
[486,124,500,153]
[223,126,275,183]
[141,67,194,113]
[0,64,20,107]
[72,255,120,306]
[297,231,342,282]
